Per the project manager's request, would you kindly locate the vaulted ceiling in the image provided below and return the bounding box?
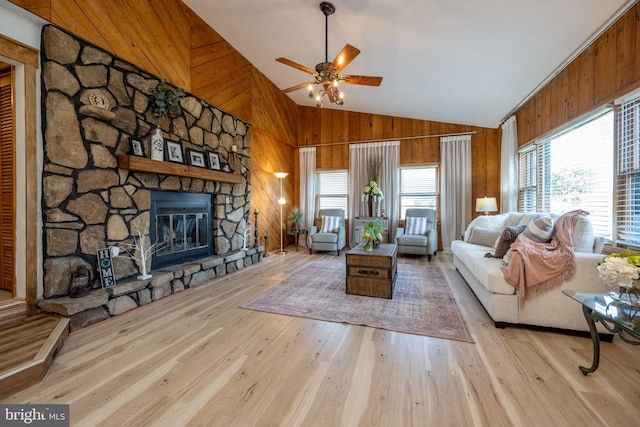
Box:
[185,0,634,128]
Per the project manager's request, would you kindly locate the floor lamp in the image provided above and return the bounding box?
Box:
[274,172,288,255]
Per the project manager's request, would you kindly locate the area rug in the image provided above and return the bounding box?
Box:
[240,259,473,343]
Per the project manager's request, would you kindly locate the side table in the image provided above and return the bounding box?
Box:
[285,228,308,251]
[563,290,640,375]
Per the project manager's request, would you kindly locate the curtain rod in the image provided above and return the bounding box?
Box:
[299,131,477,148]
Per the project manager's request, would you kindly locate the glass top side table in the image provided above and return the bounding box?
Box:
[563,290,640,375]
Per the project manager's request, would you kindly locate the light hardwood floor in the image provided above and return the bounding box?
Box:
[4,250,640,426]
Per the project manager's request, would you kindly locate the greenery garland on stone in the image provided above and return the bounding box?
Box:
[151,79,185,119]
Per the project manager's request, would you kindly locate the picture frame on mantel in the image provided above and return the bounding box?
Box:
[165,140,183,163]
[208,152,221,170]
[130,139,144,157]
[188,149,206,168]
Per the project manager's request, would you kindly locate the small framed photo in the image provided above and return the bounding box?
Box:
[188,149,206,168]
[130,139,144,157]
[221,162,231,173]
[165,140,183,163]
[208,152,221,170]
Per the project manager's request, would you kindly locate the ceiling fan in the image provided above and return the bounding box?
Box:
[276,1,383,107]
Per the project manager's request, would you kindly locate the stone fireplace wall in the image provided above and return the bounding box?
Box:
[39,25,261,329]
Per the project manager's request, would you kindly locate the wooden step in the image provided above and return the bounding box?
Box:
[0,299,27,330]
[0,315,69,399]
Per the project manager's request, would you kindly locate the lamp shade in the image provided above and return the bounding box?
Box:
[274,172,288,179]
[476,197,497,215]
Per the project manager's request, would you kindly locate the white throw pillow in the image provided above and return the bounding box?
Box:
[516,216,554,244]
[572,216,595,253]
[320,215,341,233]
[405,216,428,235]
[463,214,509,242]
[467,226,502,247]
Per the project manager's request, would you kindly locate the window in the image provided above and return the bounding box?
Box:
[518,146,536,213]
[615,91,640,246]
[316,170,348,216]
[398,166,438,219]
[518,110,614,238]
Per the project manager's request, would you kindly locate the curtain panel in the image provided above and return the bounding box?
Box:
[440,135,472,252]
[501,116,518,213]
[348,141,399,246]
[299,147,316,246]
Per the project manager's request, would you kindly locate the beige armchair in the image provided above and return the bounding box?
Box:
[309,209,346,255]
[395,208,437,261]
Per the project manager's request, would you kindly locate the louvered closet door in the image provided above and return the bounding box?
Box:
[0,74,15,292]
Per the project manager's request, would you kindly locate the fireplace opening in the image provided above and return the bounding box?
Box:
[150,191,214,269]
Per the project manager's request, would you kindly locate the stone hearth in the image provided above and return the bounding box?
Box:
[38,25,261,330]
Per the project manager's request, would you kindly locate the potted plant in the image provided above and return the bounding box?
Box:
[362,218,383,251]
[290,207,303,230]
[149,79,185,161]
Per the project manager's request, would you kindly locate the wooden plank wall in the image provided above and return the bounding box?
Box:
[248,68,299,244]
[296,107,500,217]
[516,3,640,147]
[187,8,252,123]
[23,0,192,91]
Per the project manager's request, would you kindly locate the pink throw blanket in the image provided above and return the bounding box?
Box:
[501,210,589,307]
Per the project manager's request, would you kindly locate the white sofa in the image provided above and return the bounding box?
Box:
[451,212,606,332]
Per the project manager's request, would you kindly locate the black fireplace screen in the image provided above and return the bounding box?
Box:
[155,213,209,256]
[150,191,214,269]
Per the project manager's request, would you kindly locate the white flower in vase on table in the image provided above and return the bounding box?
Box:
[597,249,640,305]
[362,180,383,201]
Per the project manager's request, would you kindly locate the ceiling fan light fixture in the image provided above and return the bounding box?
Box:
[276,1,382,108]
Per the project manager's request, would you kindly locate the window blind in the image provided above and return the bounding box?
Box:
[519,111,613,237]
[316,170,348,215]
[518,146,537,213]
[615,94,640,246]
[399,166,438,219]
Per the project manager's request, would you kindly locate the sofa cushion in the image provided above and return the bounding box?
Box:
[516,216,554,244]
[405,216,427,235]
[396,234,428,246]
[320,215,341,233]
[312,232,338,243]
[492,225,527,258]
[467,226,501,247]
[572,216,595,253]
[451,240,516,295]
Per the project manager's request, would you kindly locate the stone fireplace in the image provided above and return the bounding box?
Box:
[37,25,263,330]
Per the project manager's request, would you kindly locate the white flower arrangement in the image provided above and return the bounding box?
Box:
[362,180,383,201]
[597,250,640,289]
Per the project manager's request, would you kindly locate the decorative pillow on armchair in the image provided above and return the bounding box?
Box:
[320,215,341,233]
[404,216,428,235]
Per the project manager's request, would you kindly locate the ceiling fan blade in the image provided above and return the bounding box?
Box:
[340,75,383,86]
[276,57,317,75]
[282,82,312,93]
[331,44,360,73]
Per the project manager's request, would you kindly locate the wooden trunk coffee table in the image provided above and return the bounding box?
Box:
[345,243,398,298]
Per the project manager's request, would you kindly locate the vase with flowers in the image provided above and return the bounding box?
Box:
[362,219,383,251]
[362,180,384,217]
[597,249,640,306]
